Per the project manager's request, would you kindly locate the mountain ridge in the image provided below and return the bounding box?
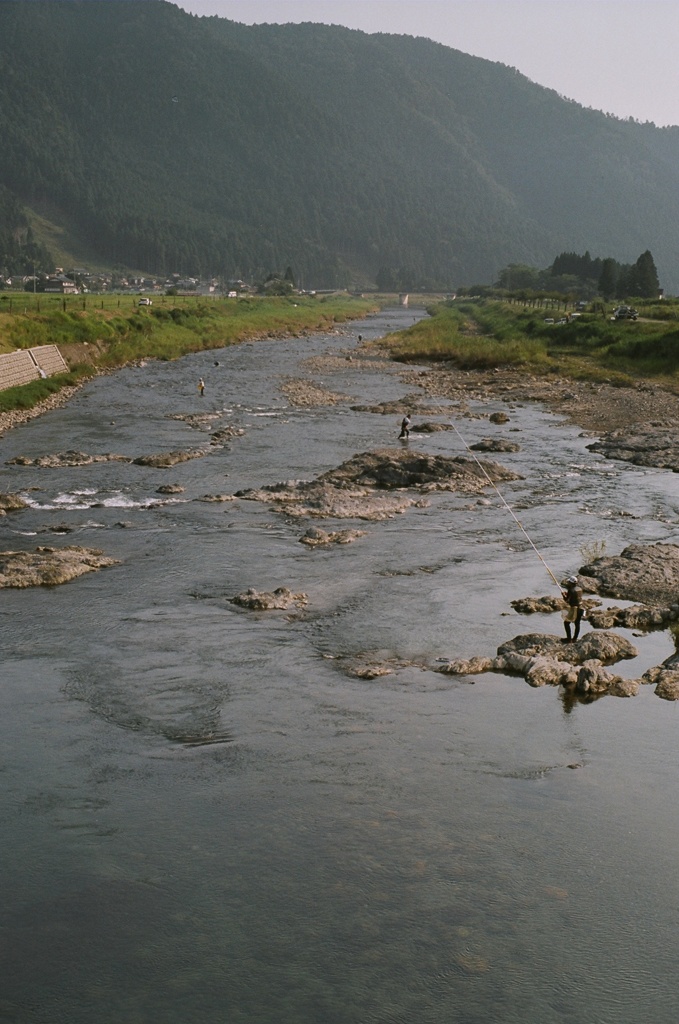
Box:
[1,0,678,289]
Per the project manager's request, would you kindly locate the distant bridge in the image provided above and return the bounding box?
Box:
[0,345,68,392]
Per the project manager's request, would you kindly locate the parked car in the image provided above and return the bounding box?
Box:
[613,305,638,320]
[138,297,152,306]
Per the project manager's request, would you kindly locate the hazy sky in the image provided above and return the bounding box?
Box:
[175,1,679,127]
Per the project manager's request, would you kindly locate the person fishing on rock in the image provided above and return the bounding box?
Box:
[562,575,584,642]
[398,412,411,439]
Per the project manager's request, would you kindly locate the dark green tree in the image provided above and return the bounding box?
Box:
[598,258,618,300]
[284,265,296,288]
[633,250,660,298]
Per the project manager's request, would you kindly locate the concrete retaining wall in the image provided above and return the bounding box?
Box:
[0,345,68,392]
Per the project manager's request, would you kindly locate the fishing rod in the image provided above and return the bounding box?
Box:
[449,420,564,593]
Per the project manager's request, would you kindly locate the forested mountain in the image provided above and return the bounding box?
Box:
[1,0,679,290]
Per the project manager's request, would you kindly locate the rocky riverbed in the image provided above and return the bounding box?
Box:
[5,307,679,1024]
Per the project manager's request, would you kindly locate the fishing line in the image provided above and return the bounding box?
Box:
[449,420,563,592]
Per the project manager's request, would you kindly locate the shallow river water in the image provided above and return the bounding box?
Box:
[2,308,679,1023]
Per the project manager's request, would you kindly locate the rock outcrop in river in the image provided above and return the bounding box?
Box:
[235,448,521,520]
[230,586,308,610]
[8,450,130,467]
[299,526,367,546]
[133,449,208,468]
[0,545,119,587]
[587,427,679,472]
[0,492,28,514]
[578,542,679,606]
[438,631,640,697]
[469,438,520,453]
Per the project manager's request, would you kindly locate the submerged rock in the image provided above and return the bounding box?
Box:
[280,378,348,407]
[156,484,185,494]
[489,412,510,424]
[350,396,456,415]
[348,665,394,679]
[230,586,307,611]
[469,438,520,453]
[133,449,208,468]
[8,450,129,467]
[0,545,119,587]
[511,595,568,614]
[410,422,453,433]
[235,448,519,520]
[579,543,679,605]
[170,412,222,428]
[299,526,367,546]
[210,426,245,445]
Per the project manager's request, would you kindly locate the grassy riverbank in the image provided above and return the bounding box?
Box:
[379,299,679,387]
[0,293,377,413]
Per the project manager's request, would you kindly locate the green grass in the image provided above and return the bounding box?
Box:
[0,293,378,412]
[382,303,551,369]
[0,369,91,412]
[378,299,679,385]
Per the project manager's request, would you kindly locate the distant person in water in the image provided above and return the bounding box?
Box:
[399,413,411,439]
[198,378,205,396]
[562,575,584,642]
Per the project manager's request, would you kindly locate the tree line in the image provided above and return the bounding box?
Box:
[492,250,660,301]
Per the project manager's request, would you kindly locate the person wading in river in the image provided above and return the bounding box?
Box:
[562,575,584,642]
[398,413,411,439]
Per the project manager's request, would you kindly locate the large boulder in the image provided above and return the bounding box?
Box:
[576,660,625,695]
[525,655,579,688]
[497,631,638,666]
[230,586,307,611]
[469,438,520,453]
[0,492,28,514]
[642,652,679,700]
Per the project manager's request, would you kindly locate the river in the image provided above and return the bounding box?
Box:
[2,307,679,1023]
